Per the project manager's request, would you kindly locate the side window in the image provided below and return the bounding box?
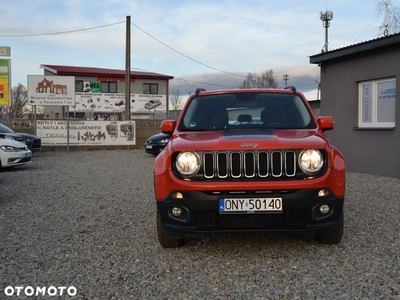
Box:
[101,82,117,93]
[358,78,396,128]
[75,81,83,92]
[143,83,158,94]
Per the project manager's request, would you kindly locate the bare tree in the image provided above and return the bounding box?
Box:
[0,105,7,119]
[170,87,182,111]
[376,0,400,36]
[8,83,29,118]
[239,70,278,89]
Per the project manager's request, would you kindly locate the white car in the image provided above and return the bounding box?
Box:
[144,99,161,110]
[0,139,32,168]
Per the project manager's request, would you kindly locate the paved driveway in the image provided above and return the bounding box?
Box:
[1,150,399,299]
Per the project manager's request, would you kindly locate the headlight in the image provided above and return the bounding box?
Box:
[159,138,169,143]
[0,145,19,152]
[176,151,200,177]
[5,136,15,140]
[298,149,324,174]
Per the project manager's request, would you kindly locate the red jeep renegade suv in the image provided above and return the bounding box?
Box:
[154,87,345,248]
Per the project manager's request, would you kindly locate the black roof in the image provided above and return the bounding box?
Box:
[309,32,400,64]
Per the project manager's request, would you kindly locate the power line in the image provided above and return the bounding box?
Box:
[130,21,248,78]
[0,21,125,37]
[1,18,307,85]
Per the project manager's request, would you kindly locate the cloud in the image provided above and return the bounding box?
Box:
[170,64,321,100]
[1,0,383,88]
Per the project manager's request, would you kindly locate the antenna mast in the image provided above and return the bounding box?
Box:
[320,10,333,52]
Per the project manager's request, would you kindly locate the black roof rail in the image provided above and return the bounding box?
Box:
[284,86,297,93]
[195,88,206,96]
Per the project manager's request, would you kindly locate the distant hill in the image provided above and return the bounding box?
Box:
[169,64,320,101]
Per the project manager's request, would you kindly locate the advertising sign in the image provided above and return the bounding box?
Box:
[73,93,166,113]
[83,81,101,93]
[0,46,11,57]
[361,83,372,123]
[377,80,396,123]
[0,59,10,106]
[28,75,75,106]
[36,120,136,146]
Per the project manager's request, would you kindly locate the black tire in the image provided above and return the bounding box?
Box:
[157,208,184,248]
[315,210,344,244]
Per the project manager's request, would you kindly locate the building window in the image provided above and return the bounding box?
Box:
[75,81,83,92]
[143,83,158,94]
[101,82,117,93]
[358,78,396,128]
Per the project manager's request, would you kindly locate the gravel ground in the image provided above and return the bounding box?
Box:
[0,149,399,300]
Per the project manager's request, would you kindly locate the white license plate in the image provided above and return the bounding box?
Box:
[146,145,153,149]
[219,197,282,213]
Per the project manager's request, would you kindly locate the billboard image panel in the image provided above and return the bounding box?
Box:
[28,75,75,106]
[36,120,136,146]
[0,59,10,106]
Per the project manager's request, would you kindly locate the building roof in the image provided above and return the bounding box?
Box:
[40,64,174,80]
[309,32,400,64]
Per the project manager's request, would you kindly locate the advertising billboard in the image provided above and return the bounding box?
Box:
[0,59,10,106]
[36,120,136,146]
[28,75,75,106]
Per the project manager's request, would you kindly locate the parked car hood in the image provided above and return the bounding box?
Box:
[170,129,328,151]
[0,138,29,148]
[0,132,22,139]
[148,133,171,141]
[16,132,40,140]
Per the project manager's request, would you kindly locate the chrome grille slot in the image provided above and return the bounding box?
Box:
[203,152,215,178]
[217,152,228,178]
[201,150,299,180]
[230,152,241,178]
[271,151,283,177]
[258,151,269,177]
[244,151,255,178]
[285,151,296,177]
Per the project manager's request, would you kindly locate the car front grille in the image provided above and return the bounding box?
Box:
[32,139,41,148]
[194,210,307,229]
[202,150,298,180]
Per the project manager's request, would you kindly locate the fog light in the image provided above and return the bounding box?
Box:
[320,205,330,214]
[171,207,182,216]
[171,192,184,199]
[318,189,330,197]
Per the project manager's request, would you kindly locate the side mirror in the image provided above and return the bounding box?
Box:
[317,116,334,131]
[161,120,176,134]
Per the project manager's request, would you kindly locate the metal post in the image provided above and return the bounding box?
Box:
[66,105,70,152]
[124,15,131,121]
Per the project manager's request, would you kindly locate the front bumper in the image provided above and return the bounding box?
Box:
[1,151,32,167]
[145,143,166,155]
[156,188,344,238]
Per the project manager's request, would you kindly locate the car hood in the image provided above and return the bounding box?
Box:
[14,132,40,139]
[170,129,328,151]
[0,138,29,148]
[148,133,171,141]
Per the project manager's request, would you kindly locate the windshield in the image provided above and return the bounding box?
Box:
[0,123,15,133]
[178,92,316,131]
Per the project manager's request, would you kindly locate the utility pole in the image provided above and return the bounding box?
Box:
[320,10,333,52]
[124,15,131,121]
[283,74,289,87]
